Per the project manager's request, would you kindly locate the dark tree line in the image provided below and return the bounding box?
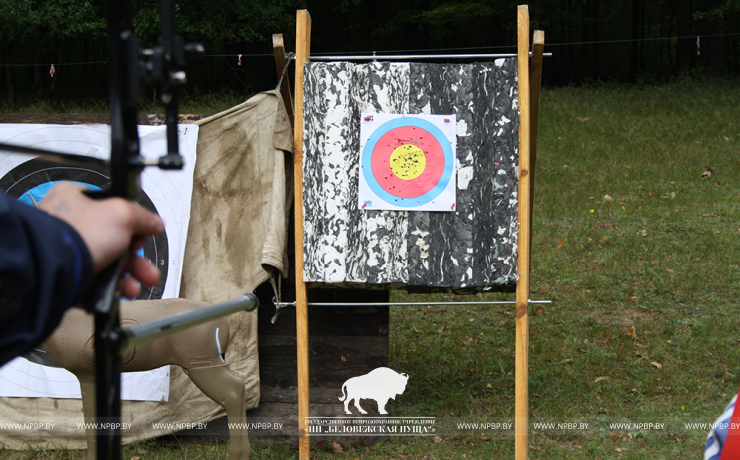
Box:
[1,0,738,104]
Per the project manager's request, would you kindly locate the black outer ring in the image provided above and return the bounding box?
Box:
[0,158,171,367]
[0,158,169,301]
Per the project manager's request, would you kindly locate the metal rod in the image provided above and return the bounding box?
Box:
[308,52,553,61]
[120,294,259,354]
[274,300,551,308]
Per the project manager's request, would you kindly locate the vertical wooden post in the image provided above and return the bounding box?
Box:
[515,5,531,460]
[528,30,545,266]
[293,9,312,460]
[272,33,294,124]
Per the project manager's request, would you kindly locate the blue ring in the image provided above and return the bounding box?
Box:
[362,116,453,208]
[19,181,143,300]
[18,181,101,207]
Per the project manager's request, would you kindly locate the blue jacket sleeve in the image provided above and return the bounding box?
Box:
[0,193,94,367]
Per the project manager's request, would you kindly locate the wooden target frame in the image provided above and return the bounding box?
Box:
[292,6,544,459]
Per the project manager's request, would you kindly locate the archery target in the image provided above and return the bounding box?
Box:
[359,113,456,211]
[0,123,198,401]
[0,158,169,302]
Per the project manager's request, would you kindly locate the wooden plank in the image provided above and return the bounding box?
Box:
[258,304,389,337]
[251,251,390,445]
[247,402,387,443]
[528,30,545,268]
[259,386,364,405]
[259,335,388,387]
[272,34,294,125]
[249,400,384,421]
[293,9,312,460]
[0,114,118,124]
[0,114,205,125]
[515,5,531,460]
[190,401,386,444]
[256,280,390,337]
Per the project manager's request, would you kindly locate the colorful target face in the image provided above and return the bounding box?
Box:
[359,113,456,211]
[0,123,198,402]
[0,158,169,302]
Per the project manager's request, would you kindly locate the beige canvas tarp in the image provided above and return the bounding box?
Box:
[0,89,293,449]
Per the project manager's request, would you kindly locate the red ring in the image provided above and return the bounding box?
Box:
[370,126,445,199]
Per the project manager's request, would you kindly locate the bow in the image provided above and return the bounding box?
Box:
[1,1,258,458]
[91,2,259,459]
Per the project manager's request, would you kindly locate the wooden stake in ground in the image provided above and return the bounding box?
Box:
[293,9,312,460]
[528,29,544,268]
[272,33,294,124]
[515,5,532,460]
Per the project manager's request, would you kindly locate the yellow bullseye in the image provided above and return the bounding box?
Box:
[389,144,426,180]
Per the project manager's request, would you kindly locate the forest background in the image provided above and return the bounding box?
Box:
[0,0,739,105]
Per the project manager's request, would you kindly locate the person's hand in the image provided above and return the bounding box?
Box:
[39,182,165,299]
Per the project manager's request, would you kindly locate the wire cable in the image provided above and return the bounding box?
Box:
[1,32,738,67]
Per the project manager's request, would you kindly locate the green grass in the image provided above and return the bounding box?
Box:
[329,79,740,459]
[3,78,740,458]
[378,79,740,459]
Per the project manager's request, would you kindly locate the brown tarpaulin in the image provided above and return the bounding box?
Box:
[0,90,292,449]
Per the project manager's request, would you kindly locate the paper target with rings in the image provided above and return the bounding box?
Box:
[0,123,198,401]
[359,113,456,211]
[0,158,170,301]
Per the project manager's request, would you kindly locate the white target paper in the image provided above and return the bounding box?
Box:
[358,113,457,211]
[0,124,198,401]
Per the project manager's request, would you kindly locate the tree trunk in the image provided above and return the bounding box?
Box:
[565,0,574,79]
[592,0,601,80]
[675,0,694,72]
[695,0,724,74]
[33,49,45,96]
[3,43,16,105]
[582,0,591,78]
[659,0,666,77]
[630,0,645,78]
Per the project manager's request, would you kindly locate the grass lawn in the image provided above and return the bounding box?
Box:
[2,78,740,459]
[379,79,740,459]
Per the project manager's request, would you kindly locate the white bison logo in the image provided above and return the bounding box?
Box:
[339,367,409,414]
